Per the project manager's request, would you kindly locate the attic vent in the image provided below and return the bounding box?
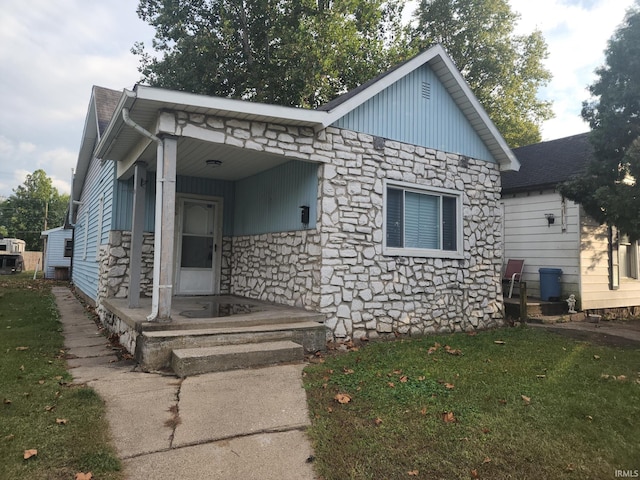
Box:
[421,81,431,100]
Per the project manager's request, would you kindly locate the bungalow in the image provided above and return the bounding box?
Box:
[70,45,518,362]
[502,133,640,314]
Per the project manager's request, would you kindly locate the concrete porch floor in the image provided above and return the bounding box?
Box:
[102,295,326,333]
[101,295,328,372]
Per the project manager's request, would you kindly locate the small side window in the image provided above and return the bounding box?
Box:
[64,239,73,257]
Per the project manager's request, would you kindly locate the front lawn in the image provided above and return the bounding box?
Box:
[304,326,640,480]
[0,274,122,480]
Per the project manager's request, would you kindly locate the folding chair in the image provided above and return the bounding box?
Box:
[503,259,524,298]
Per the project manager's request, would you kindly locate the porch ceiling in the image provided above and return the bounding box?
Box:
[131,136,291,181]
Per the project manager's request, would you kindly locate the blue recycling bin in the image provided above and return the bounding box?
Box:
[539,268,562,301]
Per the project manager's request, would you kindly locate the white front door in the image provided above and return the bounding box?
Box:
[175,198,221,295]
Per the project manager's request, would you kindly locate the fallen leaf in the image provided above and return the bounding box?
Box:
[38,380,45,385]
[400,375,409,383]
[44,405,55,412]
[374,417,383,426]
[442,411,456,423]
[616,375,627,381]
[4,434,15,442]
[471,469,479,478]
[498,399,507,405]
[444,383,455,390]
[408,470,419,476]
[56,418,68,425]
[536,375,546,379]
[586,415,593,421]
[417,376,426,381]
[420,407,427,415]
[483,457,492,464]
[75,473,93,480]
[482,428,491,434]
[343,368,354,375]
[444,345,462,355]
[593,355,600,360]
[3,398,11,405]
[23,449,37,459]
[393,369,403,375]
[521,395,531,405]
[494,340,505,345]
[334,393,351,404]
[15,346,29,351]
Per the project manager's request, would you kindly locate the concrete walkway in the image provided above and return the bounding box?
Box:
[529,315,640,346]
[53,287,317,480]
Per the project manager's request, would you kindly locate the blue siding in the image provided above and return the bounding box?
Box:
[72,159,116,301]
[234,161,318,236]
[332,64,495,163]
[113,174,235,234]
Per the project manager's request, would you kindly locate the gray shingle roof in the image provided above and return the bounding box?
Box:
[501,133,593,194]
[93,86,121,136]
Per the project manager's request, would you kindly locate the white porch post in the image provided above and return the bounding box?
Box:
[128,161,147,308]
[156,135,177,321]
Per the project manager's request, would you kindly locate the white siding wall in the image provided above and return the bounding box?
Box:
[502,190,581,299]
[580,213,640,310]
[43,228,72,278]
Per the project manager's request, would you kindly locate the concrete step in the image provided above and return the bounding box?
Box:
[137,321,326,371]
[171,340,304,377]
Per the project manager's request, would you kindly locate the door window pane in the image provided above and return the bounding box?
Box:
[181,237,213,268]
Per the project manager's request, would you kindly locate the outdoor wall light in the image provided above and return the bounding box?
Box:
[545,213,555,226]
[206,159,223,168]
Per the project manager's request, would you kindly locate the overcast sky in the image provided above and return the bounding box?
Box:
[0,0,635,199]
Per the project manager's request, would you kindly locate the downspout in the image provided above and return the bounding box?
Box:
[122,107,164,322]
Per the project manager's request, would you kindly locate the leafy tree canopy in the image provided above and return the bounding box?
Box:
[134,0,552,147]
[409,0,553,147]
[0,170,69,250]
[134,0,408,108]
[559,1,640,240]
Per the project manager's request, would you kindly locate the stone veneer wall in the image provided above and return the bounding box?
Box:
[229,230,322,308]
[95,112,505,341]
[316,131,505,339]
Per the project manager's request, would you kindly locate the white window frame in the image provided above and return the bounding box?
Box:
[82,211,89,261]
[95,194,104,261]
[382,179,463,259]
[619,234,639,280]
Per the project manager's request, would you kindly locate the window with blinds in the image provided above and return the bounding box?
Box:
[385,182,461,258]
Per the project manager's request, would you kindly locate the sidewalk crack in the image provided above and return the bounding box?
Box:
[166,378,183,448]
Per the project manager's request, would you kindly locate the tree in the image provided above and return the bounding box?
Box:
[134,0,409,108]
[0,170,69,250]
[559,2,640,240]
[409,0,553,147]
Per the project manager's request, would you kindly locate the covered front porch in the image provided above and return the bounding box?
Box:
[100,294,327,374]
[96,85,329,325]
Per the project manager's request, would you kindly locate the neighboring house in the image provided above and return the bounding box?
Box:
[40,226,73,279]
[71,45,519,343]
[502,133,640,312]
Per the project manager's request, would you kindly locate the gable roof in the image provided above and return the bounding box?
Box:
[319,44,518,171]
[77,45,517,199]
[501,132,593,194]
[72,86,121,202]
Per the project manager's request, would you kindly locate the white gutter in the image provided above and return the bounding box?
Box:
[122,107,164,322]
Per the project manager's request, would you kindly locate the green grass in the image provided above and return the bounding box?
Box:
[0,273,122,480]
[304,326,640,480]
